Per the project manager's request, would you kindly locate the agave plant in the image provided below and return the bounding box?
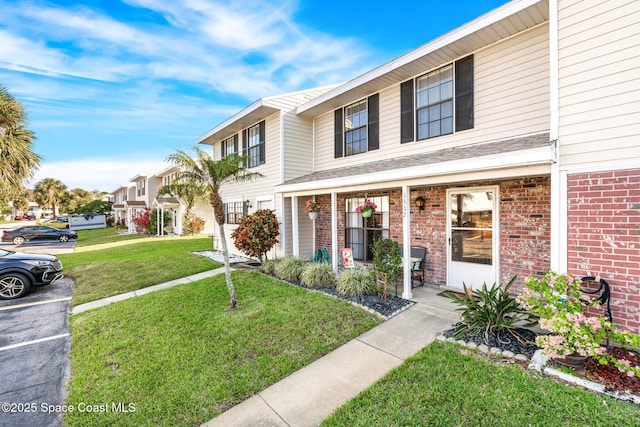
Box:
[445,276,538,345]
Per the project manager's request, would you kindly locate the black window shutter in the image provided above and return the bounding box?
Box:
[221,140,226,158]
[455,55,474,132]
[400,79,414,143]
[334,108,343,158]
[259,121,266,165]
[233,134,238,153]
[367,94,379,151]
[242,129,248,167]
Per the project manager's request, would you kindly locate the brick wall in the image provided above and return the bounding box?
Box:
[312,175,551,288]
[568,168,640,334]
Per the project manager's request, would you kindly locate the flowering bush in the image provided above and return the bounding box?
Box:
[517,271,640,377]
[304,199,320,213]
[355,199,377,215]
[131,208,151,234]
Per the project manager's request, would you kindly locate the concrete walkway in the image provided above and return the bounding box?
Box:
[71,267,227,314]
[202,286,460,427]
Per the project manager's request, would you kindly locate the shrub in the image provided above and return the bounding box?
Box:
[300,263,336,288]
[274,257,307,282]
[261,258,281,276]
[131,208,151,234]
[149,208,171,234]
[336,269,375,296]
[231,209,280,262]
[183,209,205,235]
[445,276,538,345]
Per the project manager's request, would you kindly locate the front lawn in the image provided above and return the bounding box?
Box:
[321,341,640,426]
[65,270,380,427]
[73,227,147,247]
[59,236,219,305]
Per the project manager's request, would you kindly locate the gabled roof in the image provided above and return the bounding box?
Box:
[297,0,548,117]
[197,85,340,145]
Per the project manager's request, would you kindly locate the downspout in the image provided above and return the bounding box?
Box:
[549,0,567,273]
[292,196,299,257]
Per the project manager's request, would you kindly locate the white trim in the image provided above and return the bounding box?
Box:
[549,0,559,141]
[292,196,299,257]
[402,185,412,299]
[331,192,338,273]
[280,111,285,183]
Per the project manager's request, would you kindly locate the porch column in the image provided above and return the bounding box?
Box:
[292,196,300,257]
[331,192,338,273]
[176,207,183,235]
[402,185,413,299]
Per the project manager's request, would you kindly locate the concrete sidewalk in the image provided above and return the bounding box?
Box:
[71,267,227,314]
[202,287,460,427]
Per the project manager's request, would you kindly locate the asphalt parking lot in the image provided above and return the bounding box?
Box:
[0,227,75,427]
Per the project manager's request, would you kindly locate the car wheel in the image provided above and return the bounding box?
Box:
[0,273,32,299]
[12,236,25,245]
[59,235,69,242]
[65,225,69,229]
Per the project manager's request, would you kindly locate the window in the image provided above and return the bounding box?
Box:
[345,100,367,155]
[344,196,389,262]
[334,94,379,158]
[137,180,145,197]
[416,65,453,139]
[401,55,474,143]
[222,135,238,158]
[225,201,246,224]
[242,122,265,168]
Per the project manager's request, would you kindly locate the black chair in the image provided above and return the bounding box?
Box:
[410,247,426,288]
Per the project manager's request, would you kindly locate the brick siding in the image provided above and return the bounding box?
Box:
[313,175,551,289]
[568,168,640,334]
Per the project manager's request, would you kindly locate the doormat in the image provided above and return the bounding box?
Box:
[437,290,467,299]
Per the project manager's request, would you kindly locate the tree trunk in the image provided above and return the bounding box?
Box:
[218,222,236,309]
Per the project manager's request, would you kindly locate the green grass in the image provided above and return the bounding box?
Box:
[74,228,147,247]
[59,236,220,305]
[322,341,640,426]
[65,270,380,427]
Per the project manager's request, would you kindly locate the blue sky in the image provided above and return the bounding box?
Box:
[0,0,509,192]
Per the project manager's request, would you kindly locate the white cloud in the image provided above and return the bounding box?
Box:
[31,156,170,193]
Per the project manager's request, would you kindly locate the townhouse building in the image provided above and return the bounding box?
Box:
[200,0,639,334]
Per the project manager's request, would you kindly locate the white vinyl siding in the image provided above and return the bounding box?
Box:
[558,0,640,171]
[313,24,550,171]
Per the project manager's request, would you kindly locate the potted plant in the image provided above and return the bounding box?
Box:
[517,271,640,375]
[304,199,320,220]
[372,238,402,298]
[355,199,377,218]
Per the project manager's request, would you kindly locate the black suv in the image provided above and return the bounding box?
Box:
[0,249,64,299]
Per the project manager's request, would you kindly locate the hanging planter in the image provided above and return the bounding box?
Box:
[304,199,320,220]
[356,199,377,218]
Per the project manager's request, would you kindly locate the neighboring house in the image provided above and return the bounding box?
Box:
[195,0,638,334]
[112,168,215,235]
[197,85,339,255]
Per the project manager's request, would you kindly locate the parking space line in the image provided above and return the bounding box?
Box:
[0,333,70,352]
[0,296,72,312]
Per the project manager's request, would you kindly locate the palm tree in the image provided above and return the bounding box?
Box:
[33,178,67,219]
[0,84,41,204]
[166,147,262,309]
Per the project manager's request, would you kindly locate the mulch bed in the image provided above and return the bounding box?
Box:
[585,347,640,394]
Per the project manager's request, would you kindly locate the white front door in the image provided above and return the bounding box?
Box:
[446,187,498,291]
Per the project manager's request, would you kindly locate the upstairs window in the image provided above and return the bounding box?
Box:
[242,121,265,168]
[345,100,368,155]
[221,135,238,158]
[401,55,474,143]
[334,94,379,158]
[137,180,145,197]
[416,64,453,139]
